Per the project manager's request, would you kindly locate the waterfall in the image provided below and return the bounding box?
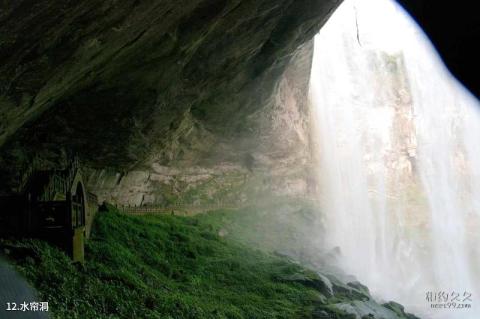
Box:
[309,0,480,318]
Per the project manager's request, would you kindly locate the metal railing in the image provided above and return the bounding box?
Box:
[116,196,322,216]
[117,203,240,215]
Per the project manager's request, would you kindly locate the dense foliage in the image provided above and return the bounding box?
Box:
[2,207,325,319]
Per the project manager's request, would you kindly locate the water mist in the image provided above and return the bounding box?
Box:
[309,0,480,318]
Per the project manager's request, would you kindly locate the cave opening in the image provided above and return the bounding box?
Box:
[309,0,480,318]
[0,0,478,317]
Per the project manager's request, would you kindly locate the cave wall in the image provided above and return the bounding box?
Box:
[84,42,316,206]
[0,0,343,203]
[0,0,340,174]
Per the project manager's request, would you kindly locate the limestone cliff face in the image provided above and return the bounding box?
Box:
[0,0,340,169]
[85,42,315,206]
[0,0,341,200]
[0,0,339,203]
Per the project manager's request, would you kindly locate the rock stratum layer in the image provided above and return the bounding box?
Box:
[0,0,339,165]
[0,0,341,200]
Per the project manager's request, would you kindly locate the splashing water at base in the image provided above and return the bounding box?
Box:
[309,0,480,318]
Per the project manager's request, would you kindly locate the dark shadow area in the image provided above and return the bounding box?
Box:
[397,0,479,99]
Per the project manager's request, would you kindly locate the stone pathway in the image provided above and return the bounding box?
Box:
[0,256,49,319]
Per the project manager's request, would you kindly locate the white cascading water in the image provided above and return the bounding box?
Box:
[309,0,480,318]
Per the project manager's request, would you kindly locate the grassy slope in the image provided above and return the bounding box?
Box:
[198,203,319,255]
[2,208,328,319]
[2,206,420,319]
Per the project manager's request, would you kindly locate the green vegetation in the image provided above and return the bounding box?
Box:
[2,205,419,319]
[2,207,328,319]
[199,200,319,255]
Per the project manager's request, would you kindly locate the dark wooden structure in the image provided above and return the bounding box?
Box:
[0,157,98,263]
